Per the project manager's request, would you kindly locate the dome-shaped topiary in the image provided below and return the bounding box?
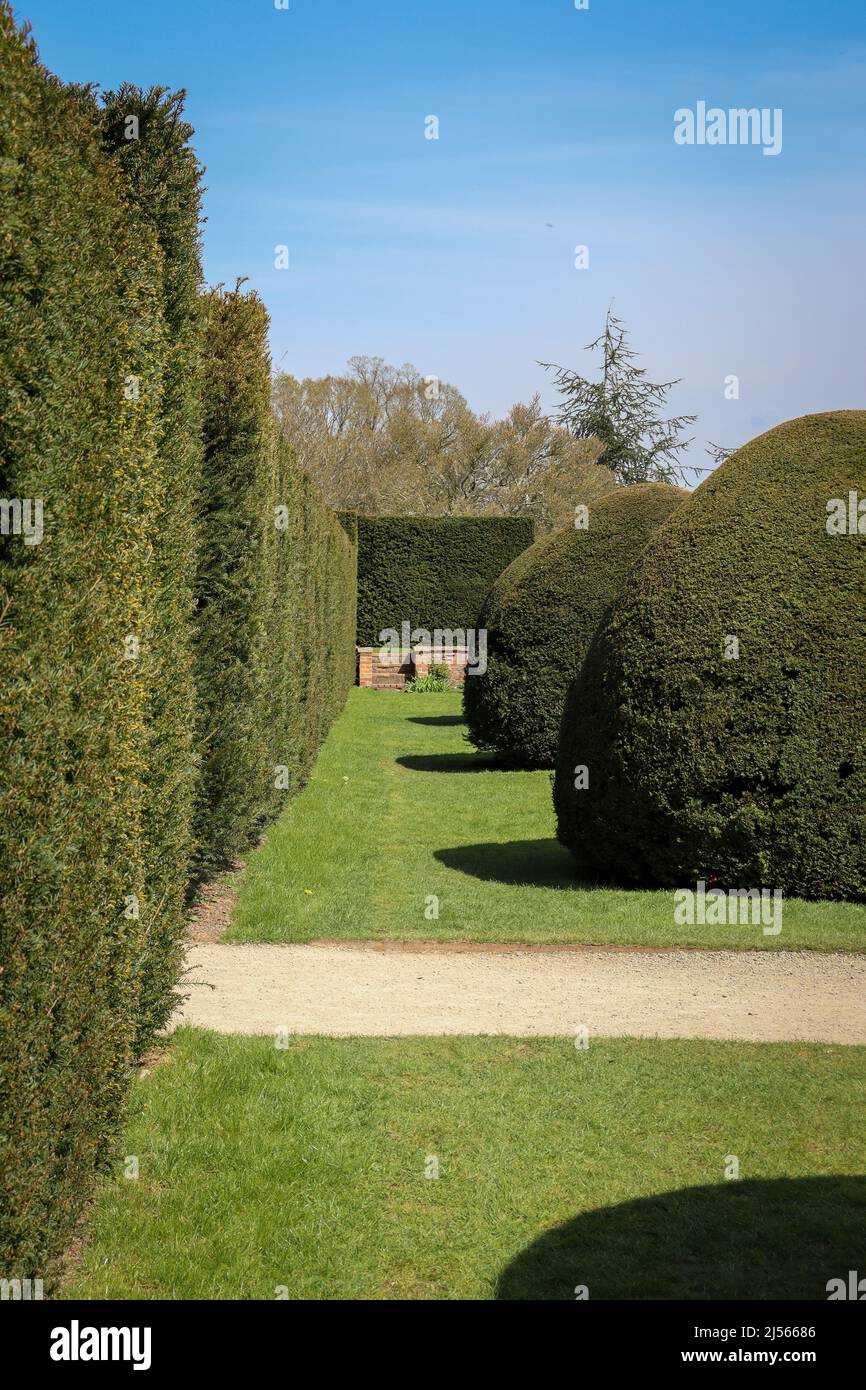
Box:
[463,483,687,766]
[554,411,866,901]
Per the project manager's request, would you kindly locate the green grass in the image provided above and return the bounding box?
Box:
[62,1028,866,1300]
[227,689,866,949]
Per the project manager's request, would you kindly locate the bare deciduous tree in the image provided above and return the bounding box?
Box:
[272,357,616,531]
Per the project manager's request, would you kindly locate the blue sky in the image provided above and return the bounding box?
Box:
[15,0,866,480]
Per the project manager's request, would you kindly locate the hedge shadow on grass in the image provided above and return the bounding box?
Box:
[495,1176,866,1300]
[396,753,510,773]
[405,715,466,727]
[435,839,576,889]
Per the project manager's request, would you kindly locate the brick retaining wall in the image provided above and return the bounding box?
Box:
[357,647,468,690]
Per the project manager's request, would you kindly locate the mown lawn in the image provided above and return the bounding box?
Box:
[227,689,866,949]
[62,1028,866,1300]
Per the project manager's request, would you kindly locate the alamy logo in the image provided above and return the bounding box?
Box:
[674,101,782,156]
[674,880,783,936]
[0,497,43,545]
[826,491,866,535]
[50,1320,152,1371]
[0,1277,43,1300]
[379,621,487,675]
[826,1270,866,1300]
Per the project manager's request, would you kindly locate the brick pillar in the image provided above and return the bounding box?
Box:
[357,647,374,687]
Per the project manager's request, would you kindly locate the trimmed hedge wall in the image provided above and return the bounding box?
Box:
[464,485,686,766]
[0,13,357,1282]
[295,468,358,770]
[554,412,866,901]
[352,515,534,647]
[100,85,204,1050]
[0,15,170,1279]
[194,284,357,874]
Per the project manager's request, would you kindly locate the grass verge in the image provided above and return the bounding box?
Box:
[61,1028,866,1300]
[226,689,866,949]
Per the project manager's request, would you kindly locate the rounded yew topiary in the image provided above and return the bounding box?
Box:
[463,484,687,766]
[553,411,866,901]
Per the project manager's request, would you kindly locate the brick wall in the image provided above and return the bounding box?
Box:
[357,647,469,689]
[357,647,413,689]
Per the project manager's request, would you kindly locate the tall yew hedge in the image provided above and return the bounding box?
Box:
[194,284,357,874]
[0,12,168,1279]
[100,84,205,1049]
[352,515,534,647]
[0,12,357,1282]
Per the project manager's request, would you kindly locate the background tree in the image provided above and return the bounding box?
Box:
[272,357,616,531]
[706,440,736,466]
[542,310,696,485]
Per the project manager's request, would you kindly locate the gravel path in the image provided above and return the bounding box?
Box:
[172,943,866,1043]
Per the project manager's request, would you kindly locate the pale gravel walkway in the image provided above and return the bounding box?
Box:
[172,943,866,1044]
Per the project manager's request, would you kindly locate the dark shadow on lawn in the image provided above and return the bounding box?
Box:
[397,752,511,773]
[495,1176,866,1300]
[435,838,576,888]
[405,715,465,727]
